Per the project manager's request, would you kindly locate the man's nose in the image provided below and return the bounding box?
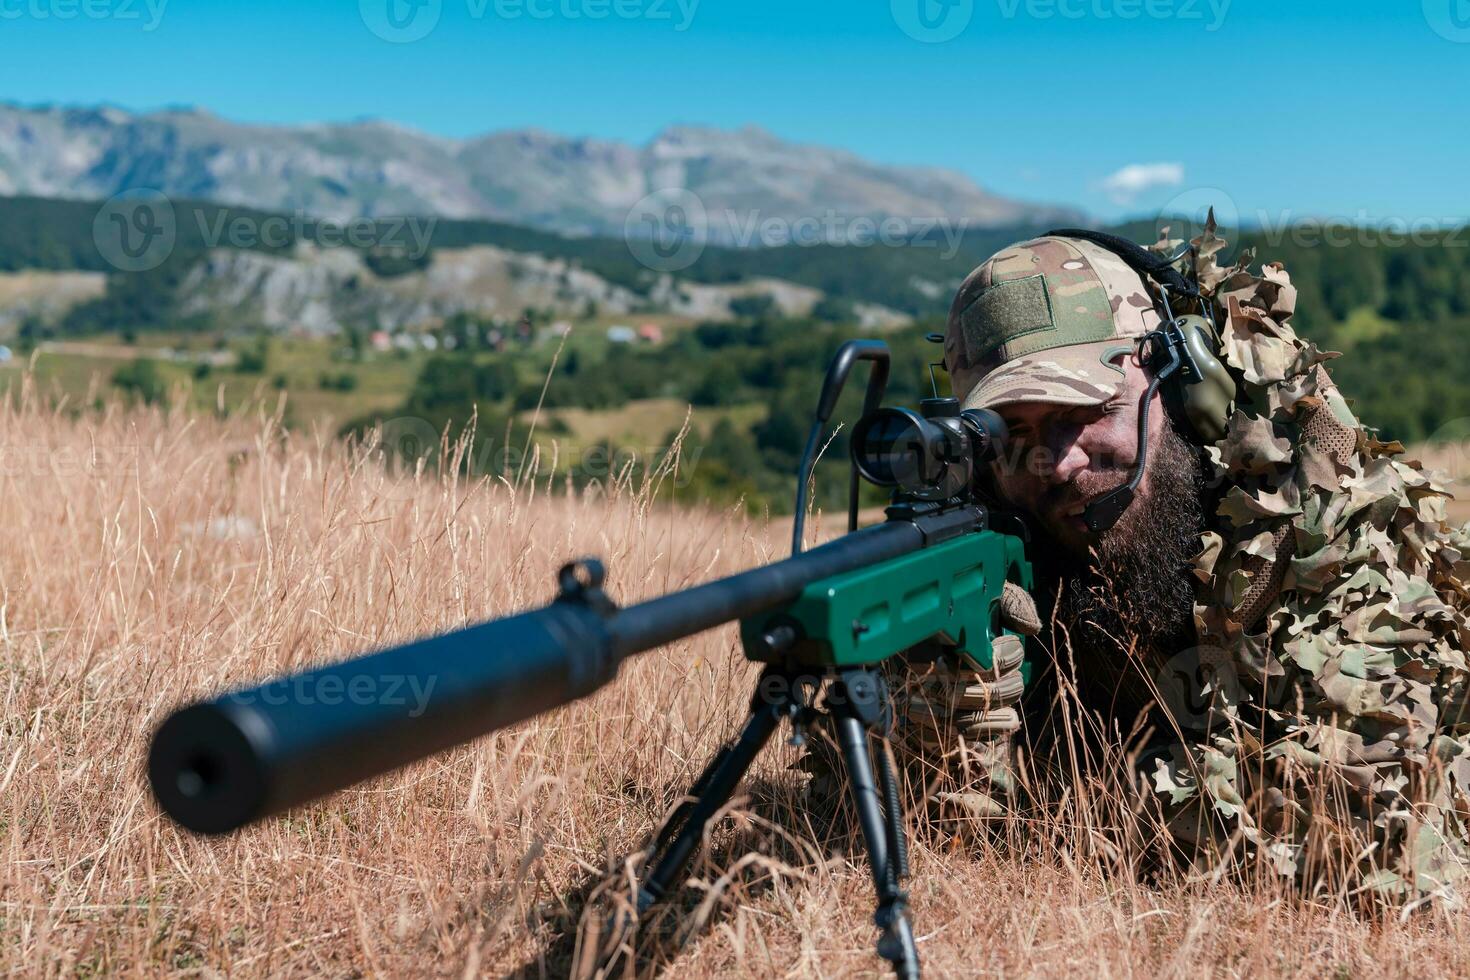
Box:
[1045,426,1090,485]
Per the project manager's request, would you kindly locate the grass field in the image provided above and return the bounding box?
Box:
[0,337,773,486]
[5,384,1470,977]
[0,323,744,452]
[0,332,430,425]
[545,398,767,451]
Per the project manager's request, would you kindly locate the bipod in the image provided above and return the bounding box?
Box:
[619,664,921,979]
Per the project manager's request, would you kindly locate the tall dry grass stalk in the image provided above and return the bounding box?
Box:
[1418,441,1470,528]
[3,377,1470,977]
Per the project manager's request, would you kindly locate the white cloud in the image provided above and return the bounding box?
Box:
[1099,162,1185,204]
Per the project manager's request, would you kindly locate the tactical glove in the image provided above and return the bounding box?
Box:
[900,582,1040,821]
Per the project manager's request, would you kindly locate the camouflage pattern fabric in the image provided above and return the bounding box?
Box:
[890,583,1042,826]
[944,236,1163,411]
[1146,214,1470,900]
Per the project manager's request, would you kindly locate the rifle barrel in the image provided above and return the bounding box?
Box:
[149,519,926,835]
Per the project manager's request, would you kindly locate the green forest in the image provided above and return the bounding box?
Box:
[2,195,1468,512]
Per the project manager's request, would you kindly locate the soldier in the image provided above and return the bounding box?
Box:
[905,218,1470,899]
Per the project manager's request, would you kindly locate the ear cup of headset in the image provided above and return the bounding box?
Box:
[1156,315,1236,445]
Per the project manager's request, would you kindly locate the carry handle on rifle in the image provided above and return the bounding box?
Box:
[792,340,891,555]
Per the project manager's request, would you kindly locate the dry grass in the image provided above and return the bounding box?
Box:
[1416,440,1470,527]
[4,379,1470,978]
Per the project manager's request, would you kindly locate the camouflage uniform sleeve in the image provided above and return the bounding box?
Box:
[1147,216,1470,899]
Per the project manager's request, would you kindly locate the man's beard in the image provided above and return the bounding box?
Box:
[1028,423,1208,720]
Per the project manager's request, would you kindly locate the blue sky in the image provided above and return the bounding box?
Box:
[1,0,1466,222]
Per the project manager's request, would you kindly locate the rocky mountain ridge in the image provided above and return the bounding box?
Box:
[0,103,1082,242]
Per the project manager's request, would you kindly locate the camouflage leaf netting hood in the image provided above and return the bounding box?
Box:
[1148,214,1470,899]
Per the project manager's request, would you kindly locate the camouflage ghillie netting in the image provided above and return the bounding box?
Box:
[1147,214,1470,899]
[833,217,1470,899]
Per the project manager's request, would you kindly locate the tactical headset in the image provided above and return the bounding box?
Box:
[1039,228,1238,533]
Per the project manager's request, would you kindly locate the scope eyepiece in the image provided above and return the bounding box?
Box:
[851,406,1007,501]
[959,407,1007,465]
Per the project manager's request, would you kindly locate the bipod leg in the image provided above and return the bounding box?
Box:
[831,669,921,980]
[635,666,790,914]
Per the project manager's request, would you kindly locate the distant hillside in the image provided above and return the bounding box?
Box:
[4,193,1469,446]
[0,194,1047,333]
[0,104,1082,241]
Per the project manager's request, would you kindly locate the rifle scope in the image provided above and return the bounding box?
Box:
[851,399,1007,501]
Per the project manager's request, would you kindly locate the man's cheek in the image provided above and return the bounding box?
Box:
[1024,446,1057,479]
[990,452,1035,500]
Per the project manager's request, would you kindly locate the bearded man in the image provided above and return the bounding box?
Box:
[900,221,1470,899]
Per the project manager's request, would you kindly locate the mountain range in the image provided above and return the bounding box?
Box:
[0,103,1081,242]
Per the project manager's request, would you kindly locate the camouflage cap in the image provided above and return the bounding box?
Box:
[944,236,1163,411]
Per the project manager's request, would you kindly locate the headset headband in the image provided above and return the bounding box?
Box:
[1044,227,1198,299]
